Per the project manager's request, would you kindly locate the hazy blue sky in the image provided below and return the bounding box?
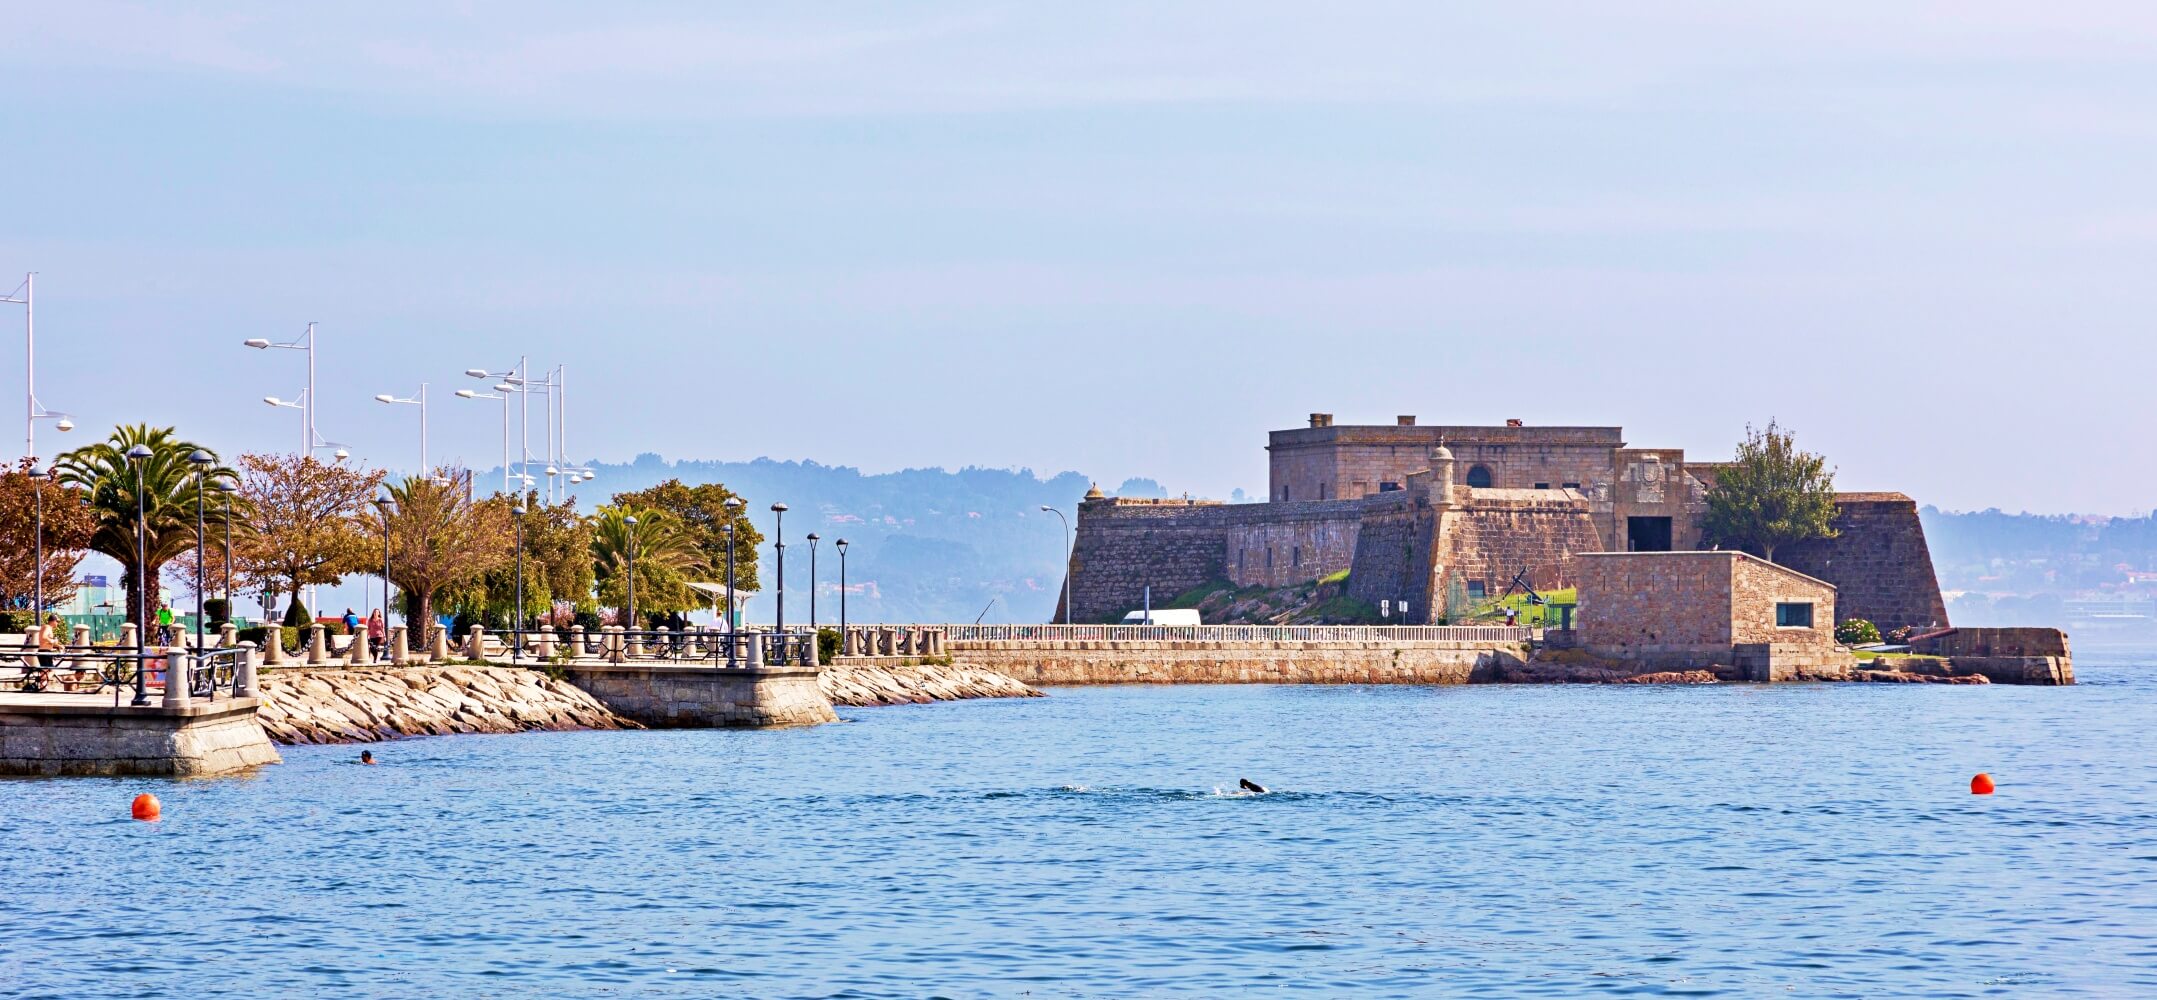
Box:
[5,3,2156,514]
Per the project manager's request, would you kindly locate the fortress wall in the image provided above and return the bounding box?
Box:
[1441,494,1607,612]
[1059,499,1233,624]
[1777,494,1949,633]
[1345,495,1440,621]
[1225,506,1362,588]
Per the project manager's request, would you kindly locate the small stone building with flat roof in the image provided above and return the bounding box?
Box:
[1574,551,1855,681]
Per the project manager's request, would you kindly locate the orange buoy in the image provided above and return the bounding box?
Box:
[1971,773,1996,795]
[131,793,161,821]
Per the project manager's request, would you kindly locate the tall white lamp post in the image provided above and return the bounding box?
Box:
[4,273,75,461]
[373,383,431,476]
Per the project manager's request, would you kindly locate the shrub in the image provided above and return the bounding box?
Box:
[281,598,311,629]
[204,598,232,626]
[0,609,36,634]
[1835,618,1882,646]
[237,625,303,653]
[817,627,842,662]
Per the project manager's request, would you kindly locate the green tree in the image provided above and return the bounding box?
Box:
[1700,420,1838,563]
[383,468,513,629]
[445,492,596,625]
[608,479,762,595]
[0,458,98,612]
[55,425,236,627]
[590,505,706,621]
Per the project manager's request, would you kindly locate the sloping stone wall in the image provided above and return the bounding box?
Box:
[258,666,632,744]
[1779,494,1949,632]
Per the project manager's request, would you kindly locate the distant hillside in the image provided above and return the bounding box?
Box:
[537,456,1155,624]
[1921,505,2157,628]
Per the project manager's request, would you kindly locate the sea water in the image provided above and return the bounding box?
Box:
[2,657,2152,997]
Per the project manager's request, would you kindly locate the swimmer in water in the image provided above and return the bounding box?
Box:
[360,750,375,765]
[1238,778,1268,794]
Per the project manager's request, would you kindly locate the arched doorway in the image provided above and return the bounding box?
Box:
[1465,464,1494,488]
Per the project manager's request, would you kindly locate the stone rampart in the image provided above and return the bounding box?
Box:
[1779,494,1949,632]
[1059,497,1361,623]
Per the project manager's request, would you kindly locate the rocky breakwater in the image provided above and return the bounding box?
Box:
[821,660,1042,706]
[1494,650,1990,685]
[257,666,636,745]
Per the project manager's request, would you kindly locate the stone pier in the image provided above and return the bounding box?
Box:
[0,693,282,777]
[563,664,836,728]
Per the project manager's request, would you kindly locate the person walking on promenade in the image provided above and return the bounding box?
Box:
[366,609,385,659]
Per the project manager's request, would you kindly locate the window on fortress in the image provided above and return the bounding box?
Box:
[1293,546,1302,567]
[1466,581,1486,600]
[1380,481,1401,492]
[1776,603,1815,628]
[1534,482,1550,490]
[1466,465,1493,488]
[1562,482,1580,490]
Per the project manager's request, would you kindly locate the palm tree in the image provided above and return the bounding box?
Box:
[382,468,513,631]
[55,425,236,628]
[590,505,705,624]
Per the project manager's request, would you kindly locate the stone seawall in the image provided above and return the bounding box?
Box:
[258,666,635,744]
[949,640,1523,686]
[1,698,282,777]
[564,664,836,728]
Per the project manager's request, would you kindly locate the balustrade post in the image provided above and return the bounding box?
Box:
[625,627,644,658]
[162,647,192,709]
[568,624,586,658]
[745,631,765,669]
[464,625,486,659]
[236,641,260,697]
[534,626,556,660]
[346,628,370,665]
[219,622,239,649]
[387,625,408,665]
[305,624,329,665]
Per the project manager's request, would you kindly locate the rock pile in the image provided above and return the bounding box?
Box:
[821,662,1042,706]
[257,666,636,745]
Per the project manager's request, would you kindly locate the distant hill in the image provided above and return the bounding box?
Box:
[542,456,1107,624]
[1921,505,2157,628]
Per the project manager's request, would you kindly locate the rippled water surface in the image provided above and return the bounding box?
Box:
[4,658,2155,998]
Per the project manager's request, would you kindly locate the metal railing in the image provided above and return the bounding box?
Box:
[5,646,251,707]
[479,627,822,668]
[938,623,1534,643]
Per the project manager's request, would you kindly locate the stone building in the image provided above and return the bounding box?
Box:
[1058,415,1949,632]
[1571,551,1853,680]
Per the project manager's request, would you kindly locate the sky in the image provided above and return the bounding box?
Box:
[5,2,2157,515]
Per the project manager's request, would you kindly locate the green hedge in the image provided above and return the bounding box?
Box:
[237,625,304,653]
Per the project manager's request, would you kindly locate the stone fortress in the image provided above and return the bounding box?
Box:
[1056,414,1950,631]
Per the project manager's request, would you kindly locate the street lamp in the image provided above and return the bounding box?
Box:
[27,462,47,618]
[373,495,395,633]
[771,503,788,634]
[244,323,323,457]
[721,522,737,667]
[188,450,215,665]
[4,273,76,462]
[1042,505,1072,625]
[623,514,638,633]
[837,538,849,635]
[125,442,152,706]
[373,383,431,476]
[213,480,236,616]
[454,384,516,494]
[512,503,526,664]
[806,533,821,631]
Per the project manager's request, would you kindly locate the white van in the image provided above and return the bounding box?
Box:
[1121,609,1203,626]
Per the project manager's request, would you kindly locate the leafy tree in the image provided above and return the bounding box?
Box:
[1700,420,1838,563]
[172,453,379,615]
[0,458,97,612]
[444,492,596,626]
[383,468,513,629]
[55,425,235,626]
[590,505,706,620]
[608,479,762,595]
